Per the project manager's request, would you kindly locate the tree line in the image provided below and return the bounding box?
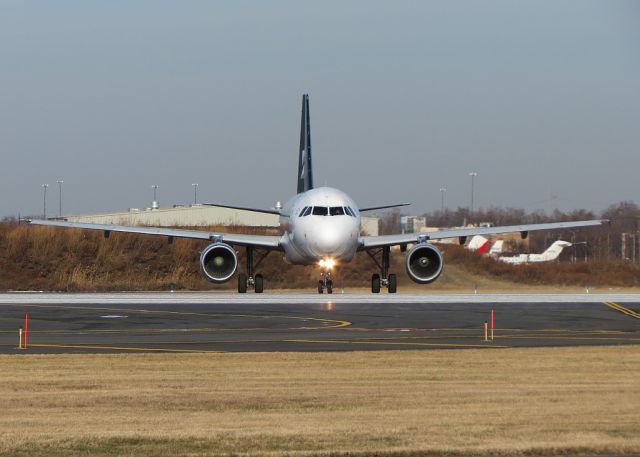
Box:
[379,201,640,264]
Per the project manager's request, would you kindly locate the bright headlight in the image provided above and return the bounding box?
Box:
[318,258,336,269]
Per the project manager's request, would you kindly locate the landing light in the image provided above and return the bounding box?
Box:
[319,258,336,269]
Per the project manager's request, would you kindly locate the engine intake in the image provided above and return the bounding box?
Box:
[405,243,443,284]
[199,243,238,283]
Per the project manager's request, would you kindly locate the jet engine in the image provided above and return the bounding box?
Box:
[199,243,238,283]
[405,243,443,284]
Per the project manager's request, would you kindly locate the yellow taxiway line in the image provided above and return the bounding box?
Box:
[603,301,640,320]
[29,343,223,353]
[1,303,352,330]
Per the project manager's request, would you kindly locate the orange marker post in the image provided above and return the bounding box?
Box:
[19,326,23,350]
[24,313,29,349]
[484,321,488,342]
[491,309,494,341]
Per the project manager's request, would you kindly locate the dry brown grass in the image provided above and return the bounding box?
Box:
[2,223,640,291]
[0,347,639,456]
[444,245,640,288]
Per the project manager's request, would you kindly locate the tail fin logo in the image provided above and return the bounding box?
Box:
[299,149,306,180]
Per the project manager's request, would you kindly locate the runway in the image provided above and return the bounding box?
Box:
[1,293,639,353]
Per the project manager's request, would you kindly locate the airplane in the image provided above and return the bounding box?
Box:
[497,240,572,264]
[466,235,503,255]
[466,235,492,254]
[26,95,608,294]
[489,240,504,256]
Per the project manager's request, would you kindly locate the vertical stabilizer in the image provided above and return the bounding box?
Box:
[489,240,504,256]
[536,240,572,261]
[467,235,490,253]
[297,94,314,193]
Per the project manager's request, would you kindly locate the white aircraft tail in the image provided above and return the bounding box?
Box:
[489,240,504,256]
[534,240,572,262]
[468,236,505,256]
[467,235,490,253]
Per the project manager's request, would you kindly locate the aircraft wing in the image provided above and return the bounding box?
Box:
[359,203,411,212]
[202,203,281,215]
[359,219,608,250]
[26,219,283,250]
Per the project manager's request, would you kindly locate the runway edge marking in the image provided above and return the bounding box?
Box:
[286,339,509,349]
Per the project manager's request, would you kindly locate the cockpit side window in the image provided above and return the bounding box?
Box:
[298,207,308,217]
[312,206,328,216]
[303,206,313,216]
[344,206,354,217]
[329,206,345,216]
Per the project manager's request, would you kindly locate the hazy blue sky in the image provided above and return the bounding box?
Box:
[1,1,639,218]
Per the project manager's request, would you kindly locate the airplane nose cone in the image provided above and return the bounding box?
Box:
[314,227,342,255]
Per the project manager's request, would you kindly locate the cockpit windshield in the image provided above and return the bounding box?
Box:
[299,206,357,217]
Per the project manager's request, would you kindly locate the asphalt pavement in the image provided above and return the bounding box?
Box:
[1,293,639,353]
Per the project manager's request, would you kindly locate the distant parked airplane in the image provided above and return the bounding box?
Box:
[497,240,572,264]
[466,235,503,255]
[27,95,607,293]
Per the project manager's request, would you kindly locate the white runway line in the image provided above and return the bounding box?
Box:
[1,292,640,305]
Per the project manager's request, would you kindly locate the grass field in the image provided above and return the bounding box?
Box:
[2,224,640,292]
[1,346,639,456]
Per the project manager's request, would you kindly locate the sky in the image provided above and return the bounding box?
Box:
[1,1,639,218]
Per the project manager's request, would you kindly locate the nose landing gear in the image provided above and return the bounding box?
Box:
[238,246,269,293]
[318,270,334,294]
[366,246,397,293]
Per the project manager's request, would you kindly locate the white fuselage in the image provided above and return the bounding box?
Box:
[279,187,361,265]
[498,240,571,264]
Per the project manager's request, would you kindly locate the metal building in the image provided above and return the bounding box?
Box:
[64,204,379,236]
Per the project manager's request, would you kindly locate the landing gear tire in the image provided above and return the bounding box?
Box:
[388,274,397,294]
[241,246,270,294]
[371,274,381,293]
[326,279,333,294]
[318,280,324,294]
[254,274,264,294]
[238,273,248,293]
[366,246,398,293]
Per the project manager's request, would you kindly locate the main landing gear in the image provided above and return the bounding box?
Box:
[238,246,269,293]
[366,246,397,293]
[318,269,333,294]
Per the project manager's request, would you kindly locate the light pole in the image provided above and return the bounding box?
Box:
[469,172,478,215]
[56,180,64,217]
[572,241,588,263]
[192,183,199,204]
[439,187,446,212]
[41,184,49,219]
[151,185,159,202]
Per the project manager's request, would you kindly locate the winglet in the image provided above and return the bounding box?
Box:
[297,94,313,194]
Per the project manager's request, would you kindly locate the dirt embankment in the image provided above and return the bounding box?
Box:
[1,224,639,291]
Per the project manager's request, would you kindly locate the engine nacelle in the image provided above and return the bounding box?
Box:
[405,243,444,284]
[199,243,238,283]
